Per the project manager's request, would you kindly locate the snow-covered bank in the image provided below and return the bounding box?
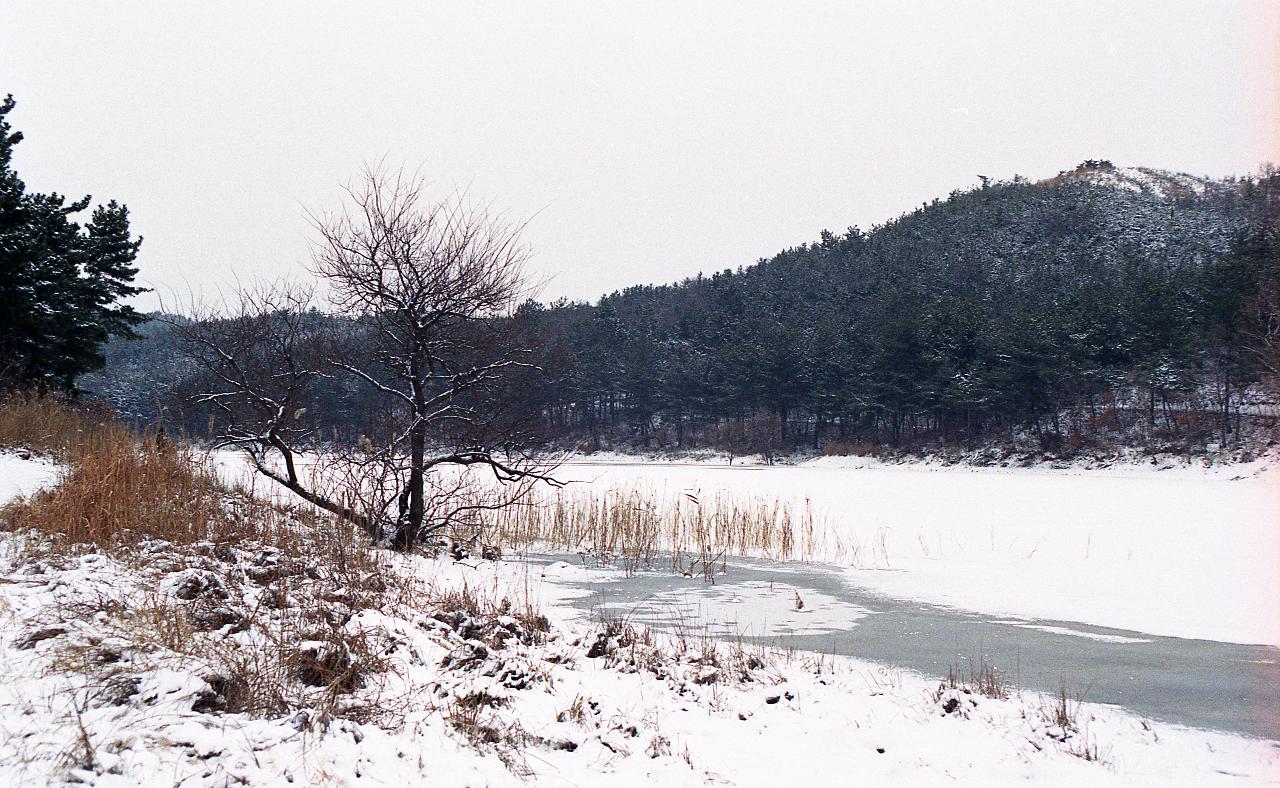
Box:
[3,451,1278,786]
[553,454,1280,646]
[570,447,1280,479]
[0,537,1276,787]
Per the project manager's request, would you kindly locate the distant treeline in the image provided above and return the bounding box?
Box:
[87,162,1280,456]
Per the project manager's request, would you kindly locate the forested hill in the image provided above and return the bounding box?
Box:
[503,161,1278,454]
[87,161,1280,457]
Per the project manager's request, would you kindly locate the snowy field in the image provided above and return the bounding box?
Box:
[3,451,1278,786]
[553,454,1280,647]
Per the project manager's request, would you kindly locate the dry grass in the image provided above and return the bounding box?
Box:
[443,697,534,775]
[1040,684,1110,763]
[1049,683,1076,729]
[0,391,114,460]
[935,657,1010,701]
[36,573,407,726]
[488,487,843,573]
[2,428,233,550]
[0,403,385,583]
[585,611,780,694]
[0,391,256,554]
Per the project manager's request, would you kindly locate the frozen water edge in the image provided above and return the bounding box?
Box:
[550,454,1280,647]
[0,540,1278,787]
[3,451,1274,785]
[540,552,1280,741]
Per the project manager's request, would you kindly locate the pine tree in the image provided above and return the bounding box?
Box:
[0,95,146,390]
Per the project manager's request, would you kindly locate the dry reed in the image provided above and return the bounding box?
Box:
[0,391,113,460]
[0,414,381,583]
[485,487,843,572]
[2,428,235,549]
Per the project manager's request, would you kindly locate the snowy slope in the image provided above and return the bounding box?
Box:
[0,541,1276,787]
[1,449,1277,785]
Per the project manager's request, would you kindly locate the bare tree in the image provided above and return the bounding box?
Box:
[180,166,559,548]
[1245,278,1280,385]
[174,286,375,529]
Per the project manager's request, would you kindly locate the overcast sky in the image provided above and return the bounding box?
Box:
[3,1,1278,310]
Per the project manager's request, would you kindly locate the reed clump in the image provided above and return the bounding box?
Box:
[0,391,113,460]
[487,487,842,571]
[0,397,381,580]
[1,426,232,549]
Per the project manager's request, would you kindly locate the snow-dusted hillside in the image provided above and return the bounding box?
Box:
[1051,160,1236,199]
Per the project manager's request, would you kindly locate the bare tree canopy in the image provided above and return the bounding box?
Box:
[179,166,559,548]
[310,166,530,325]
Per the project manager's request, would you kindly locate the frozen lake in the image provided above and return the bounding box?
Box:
[537,552,1280,740]
[553,457,1280,647]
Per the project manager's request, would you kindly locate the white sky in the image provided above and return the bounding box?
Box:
[3,1,1278,310]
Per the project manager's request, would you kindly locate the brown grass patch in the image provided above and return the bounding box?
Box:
[0,392,114,460]
[1,428,232,549]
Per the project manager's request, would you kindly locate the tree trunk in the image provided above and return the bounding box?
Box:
[1222,375,1232,445]
[401,353,428,548]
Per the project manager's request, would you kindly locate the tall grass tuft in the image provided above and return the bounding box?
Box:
[0,391,113,460]
[0,396,378,574]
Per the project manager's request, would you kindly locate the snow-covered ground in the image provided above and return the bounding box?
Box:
[0,534,1276,786]
[0,451,62,499]
[3,450,1278,786]
[552,453,1280,647]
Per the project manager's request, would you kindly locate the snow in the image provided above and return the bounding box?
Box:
[0,450,1278,785]
[551,454,1280,646]
[1071,164,1218,198]
[0,451,62,501]
[1012,625,1152,645]
[0,541,1276,787]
